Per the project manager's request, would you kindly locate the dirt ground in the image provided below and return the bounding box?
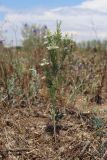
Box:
[0,96,107,160]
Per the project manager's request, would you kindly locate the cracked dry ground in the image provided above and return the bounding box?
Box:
[0,98,107,160]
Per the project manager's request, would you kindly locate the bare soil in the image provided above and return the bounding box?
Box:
[0,96,107,160]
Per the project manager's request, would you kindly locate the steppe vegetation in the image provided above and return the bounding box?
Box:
[0,22,107,160]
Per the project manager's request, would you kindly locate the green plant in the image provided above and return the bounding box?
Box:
[41,21,74,142]
[29,67,40,96]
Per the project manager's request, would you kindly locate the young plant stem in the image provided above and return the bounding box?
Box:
[52,106,56,143]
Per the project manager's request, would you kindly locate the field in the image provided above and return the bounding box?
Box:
[0,24,107,160]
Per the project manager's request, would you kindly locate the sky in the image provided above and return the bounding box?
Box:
[0,0,107,45]
[0,0,84,9]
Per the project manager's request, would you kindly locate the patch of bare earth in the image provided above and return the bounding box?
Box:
[0,97,107,160]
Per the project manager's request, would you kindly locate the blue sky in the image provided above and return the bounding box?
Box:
[0,0,107,45]
[0,0,84,9]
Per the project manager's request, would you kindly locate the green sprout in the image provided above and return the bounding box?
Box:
[41,21,74,142]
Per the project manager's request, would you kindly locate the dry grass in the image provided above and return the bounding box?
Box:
[0,39,107,159]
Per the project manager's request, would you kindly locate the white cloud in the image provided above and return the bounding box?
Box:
[1,0,107,45]
[81,0,107,12]
[0,5,11,13]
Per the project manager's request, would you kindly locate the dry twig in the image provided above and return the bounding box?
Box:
[79,141,91,158]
